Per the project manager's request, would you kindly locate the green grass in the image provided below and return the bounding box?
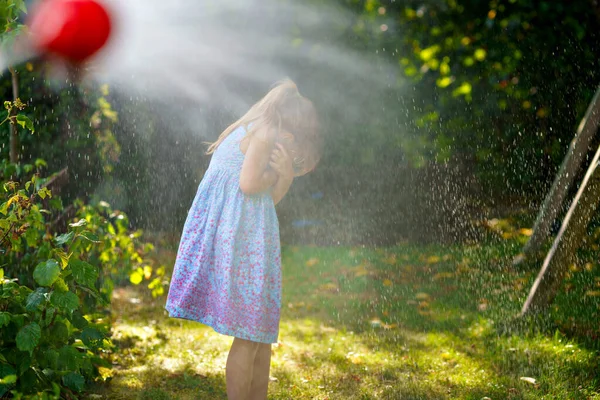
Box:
[85,241,600,399]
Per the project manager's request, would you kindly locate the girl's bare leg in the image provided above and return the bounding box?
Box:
[247,343,272,400]
[226,338,261,400]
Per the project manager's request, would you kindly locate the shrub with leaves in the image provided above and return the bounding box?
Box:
[70,199,167,299]
[0,174,111,398]
[0,169,166,398]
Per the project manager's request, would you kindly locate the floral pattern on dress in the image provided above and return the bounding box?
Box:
[165,125,281,344]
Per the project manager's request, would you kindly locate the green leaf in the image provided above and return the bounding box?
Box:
[53,277,69,292]
[45,349,59,370]
[41,307,56,327]
[0,201,9,215]
[0,312,10,327]
[78,231,100,243]
[80,356,94,377]
[33,260,61,287]
[54,231,74,246]
[0,375,16,385]
[16,322,41,354]
[34,159,47,168]
[23,226,40,248]
[18,368,37,389]
[54,248,71,269]
[130,270,143,285]
[437,76,454,88]
[52,321,69,345]
[69,219,87,228]
[41,368,56,380]
[51,381,60,396]
[70,259,98,288]
[37,187,51,199]
[63,372,85,392]
[10,313,25,329]
[15,114,34,133]
[49,197,63,211]
[70,311,89,329]
[419,44,441,61]
[0,364,16,380]
[81,328,104,349]
[50,291,79,314]
[452,82,473,97]
[58,346,80,370]
[474,48,487,61]
[15,352,32,375]
[78,285,108,305]
[0,364,16,397]
[25,288,49,311]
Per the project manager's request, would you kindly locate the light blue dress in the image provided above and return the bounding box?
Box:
[165,125,282,344]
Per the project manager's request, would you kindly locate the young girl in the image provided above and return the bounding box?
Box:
[165,79,320,400]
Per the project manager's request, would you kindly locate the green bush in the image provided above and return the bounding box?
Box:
[70,199,167,298]
[0,173,109,398]
[0,167,166,398]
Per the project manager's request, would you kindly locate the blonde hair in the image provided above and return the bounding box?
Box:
[206,79,321,174]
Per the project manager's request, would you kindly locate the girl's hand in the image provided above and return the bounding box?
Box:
[269,143,294,182]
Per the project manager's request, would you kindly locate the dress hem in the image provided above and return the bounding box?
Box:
[164,306,278,344]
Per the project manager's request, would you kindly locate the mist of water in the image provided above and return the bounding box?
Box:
[3,0,432,242]
[91,0,397,127]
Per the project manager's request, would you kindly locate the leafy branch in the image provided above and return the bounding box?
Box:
[0,221,14,246]
[0,99,34,133]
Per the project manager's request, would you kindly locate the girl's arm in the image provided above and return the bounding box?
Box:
[270,175,293,205]
[269,143,294,205]
[239,128,278,195]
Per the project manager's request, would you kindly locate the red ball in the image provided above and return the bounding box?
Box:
[28,0,112,63]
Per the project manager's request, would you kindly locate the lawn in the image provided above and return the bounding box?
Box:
[86,241,600,399]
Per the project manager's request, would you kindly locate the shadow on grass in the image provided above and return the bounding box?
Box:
[86,366,226,400]
[276,243,600,398]
[89,242,600,399]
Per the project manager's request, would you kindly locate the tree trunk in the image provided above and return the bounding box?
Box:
[8,67,20,164]
[520,143,600,316]
[514,85,600,267]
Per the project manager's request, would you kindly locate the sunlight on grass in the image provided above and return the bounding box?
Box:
[85,243,600,399]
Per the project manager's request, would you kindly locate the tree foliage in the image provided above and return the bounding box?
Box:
[333,0,600,195]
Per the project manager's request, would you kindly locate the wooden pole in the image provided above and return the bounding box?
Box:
[515,85,600,266]
[521,143,600,315]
